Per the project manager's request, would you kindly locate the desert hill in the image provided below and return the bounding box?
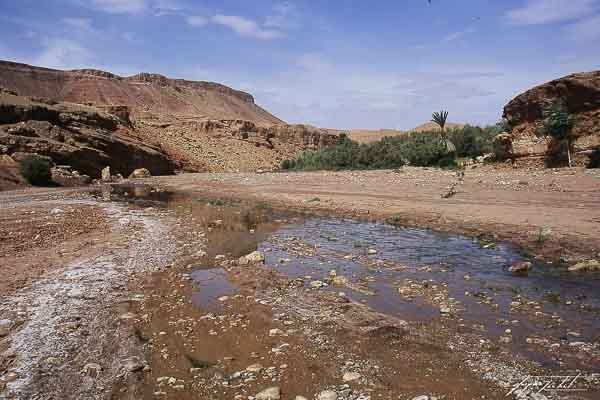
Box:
[0,60,283,125]
[340,122,464,144]
[0,60,339,175]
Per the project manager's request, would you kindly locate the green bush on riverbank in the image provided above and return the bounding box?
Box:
[282,125,497,171]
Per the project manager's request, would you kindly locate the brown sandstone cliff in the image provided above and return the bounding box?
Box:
[502,71,600,159]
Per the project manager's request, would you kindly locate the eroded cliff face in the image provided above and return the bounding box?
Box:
[0,88,176,178]
[0,60,283,125]
[502,71,600,158]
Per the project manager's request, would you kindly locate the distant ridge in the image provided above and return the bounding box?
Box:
[0,60,283,125]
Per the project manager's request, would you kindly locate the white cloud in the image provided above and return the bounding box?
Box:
[506,0,597,25]
[211,15,285,39]
[91,0,148,14]
[186,15,208,27]
[564,14,600,41]
[62,17,94,32]
[34,38,92,69]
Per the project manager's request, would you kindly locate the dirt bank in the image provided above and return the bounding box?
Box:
[152,165,600,262]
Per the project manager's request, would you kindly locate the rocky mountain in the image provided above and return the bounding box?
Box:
[0,60,283,125]
[0,88,176,181]
[503,71,600,159]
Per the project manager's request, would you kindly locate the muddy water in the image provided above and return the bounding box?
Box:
[103,185,600,371]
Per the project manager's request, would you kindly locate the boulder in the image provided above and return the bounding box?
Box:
[129,168,151,179]
[0,90,176,179]
[502,71,600,158]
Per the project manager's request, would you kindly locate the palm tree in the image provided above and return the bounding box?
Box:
[431,110,449,136]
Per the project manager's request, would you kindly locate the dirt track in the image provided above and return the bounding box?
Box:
[154,166,600,260]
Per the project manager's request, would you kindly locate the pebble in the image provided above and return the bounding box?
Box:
[367,249,377,255]
[342,372,361,382]
[255,386,281,400]
[246,364,264,373]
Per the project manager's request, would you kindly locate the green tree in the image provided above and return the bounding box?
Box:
[542,99,575,167]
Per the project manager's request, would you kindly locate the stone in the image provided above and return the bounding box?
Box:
[238,256,250,266]
[269,328,283,336]
[101,166,111,182]
[342,372,361,382]
[411,396,429,400]
[568,259,600,272]
[317,390,337,400]
[255,386,281,400]
[310,280,327,289]
[440,306,451,314]
[244,251,265,264]
[332,276,348,286]
[121,356,146,372]
[246,363,264,373]
[129,168,151,179]
[0,319,14,337]
[294,397,308,400]
[509,261,532,274]
[367,249,377,255]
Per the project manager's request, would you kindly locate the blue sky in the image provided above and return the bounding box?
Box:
[0,0,599,129]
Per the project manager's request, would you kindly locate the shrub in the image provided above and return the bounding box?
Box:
[587,148,600,169]
[448,125,494,159]
[281,159,295,170]
[20,155,52,185]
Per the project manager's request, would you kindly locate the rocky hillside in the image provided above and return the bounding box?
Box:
[503,71,600,158]
[135,119,339,172]
[0,60,282,125]
[0,88,176,182]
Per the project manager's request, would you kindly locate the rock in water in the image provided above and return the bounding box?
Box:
[244,251,265,264]
[101,166,111,182]
[508,261,533,274]
[568,259,600,272]
[129,168,151,179]
[255,386,281,400]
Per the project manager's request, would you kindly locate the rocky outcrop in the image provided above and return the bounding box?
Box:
[502,71,600,159]
[135,119,339,172]
[0,89,176,178]
[0,60,283,125]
